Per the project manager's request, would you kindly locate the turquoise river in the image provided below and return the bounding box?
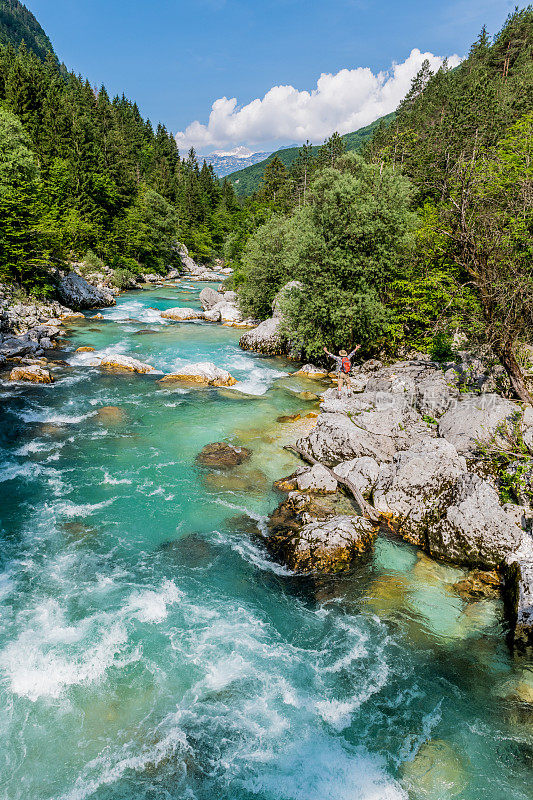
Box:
[0,279,531,800]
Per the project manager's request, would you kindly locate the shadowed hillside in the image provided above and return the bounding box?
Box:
[0,0,55,60]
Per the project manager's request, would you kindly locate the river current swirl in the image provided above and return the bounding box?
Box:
[0,280,531,800]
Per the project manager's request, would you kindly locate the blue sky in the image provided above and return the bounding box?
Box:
[27,0,515,153]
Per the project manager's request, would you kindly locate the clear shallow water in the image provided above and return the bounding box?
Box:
[0,282,531,800]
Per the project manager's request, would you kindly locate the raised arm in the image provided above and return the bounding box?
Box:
[323,347,335,359]
[349,344,361,359]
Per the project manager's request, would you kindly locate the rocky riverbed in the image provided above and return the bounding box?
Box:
[256,356,533,649]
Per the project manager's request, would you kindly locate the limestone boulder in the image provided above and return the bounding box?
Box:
[98,355,156,374]
[57,272,115,309]
[160,307,203,321]
[438,394,520,455]
[425,473,525,568]
[199,287,223,310]
[295,464,338,493]
[239,316,285,356]
[239,281,302,355]
[266,491,377,573]
[373,438,467,543]
[333,457,380,499]
[9,365,53,383]
[158,361,236,387]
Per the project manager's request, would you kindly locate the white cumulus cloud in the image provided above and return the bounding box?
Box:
[175,48,461,153]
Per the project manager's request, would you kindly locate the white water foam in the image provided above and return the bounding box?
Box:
[126,579,184,624]
[103,300,168,325]
[0,600,138,701]
[102,471,133,486]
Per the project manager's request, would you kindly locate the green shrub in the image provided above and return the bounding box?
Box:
[83,249,105,273]
[111,268,136,289]
[429,331,455,362]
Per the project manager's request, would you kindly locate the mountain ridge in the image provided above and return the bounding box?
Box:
[0,0,55,60]
[226,113,396,195]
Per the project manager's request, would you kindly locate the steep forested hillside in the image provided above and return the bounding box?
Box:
[236,9,533,397]
[0,39,245,293]
[0,0,54,60]
[227,114,394,195]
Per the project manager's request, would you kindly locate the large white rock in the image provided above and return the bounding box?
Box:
[373,438,467,540]
[239,316,284,355]
[161,307,203,321]
[158,361,236,387]
[296,464,338,493]
[99,355,157,374]
[333,457,380,498]
[211,299,243,324]
[57,272,115,309]
[199,287,223,310]
[426,473,525,568]
[438,394,520,455]
[239,281,303,355]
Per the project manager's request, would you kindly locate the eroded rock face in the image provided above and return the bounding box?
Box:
[505,560,533,648]
[98,355,156,374]
[425,474,525,568]
[196,442,251,469]
[239,281,303,355]
[373,438,467,544]
[265,491,377,573]
[57,272,115,309]
[438,394,520,455]
[9,365,53,383]
[158,362,236,386]
[332,457,380,499]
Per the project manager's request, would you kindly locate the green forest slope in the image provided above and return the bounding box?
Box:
[227,113,395,195]
[0,0,55,60]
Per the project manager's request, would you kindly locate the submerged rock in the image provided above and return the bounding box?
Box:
[75,346,95,352]
[452,569,502,601]
[95,406,127,424]
[99,355,156,374]
[196,441,251,469]
[57,272,115,309]
[159,362,236,387]
[9,364,53,383]
[401,739,467,799]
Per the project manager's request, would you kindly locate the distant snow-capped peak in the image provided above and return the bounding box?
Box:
[210,145,255,159]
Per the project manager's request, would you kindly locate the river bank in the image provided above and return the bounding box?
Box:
[0,278,532,800]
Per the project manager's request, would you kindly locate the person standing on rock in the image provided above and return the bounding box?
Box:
[323,345,361,397]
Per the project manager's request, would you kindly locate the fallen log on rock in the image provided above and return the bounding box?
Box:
[284,443,383,524]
